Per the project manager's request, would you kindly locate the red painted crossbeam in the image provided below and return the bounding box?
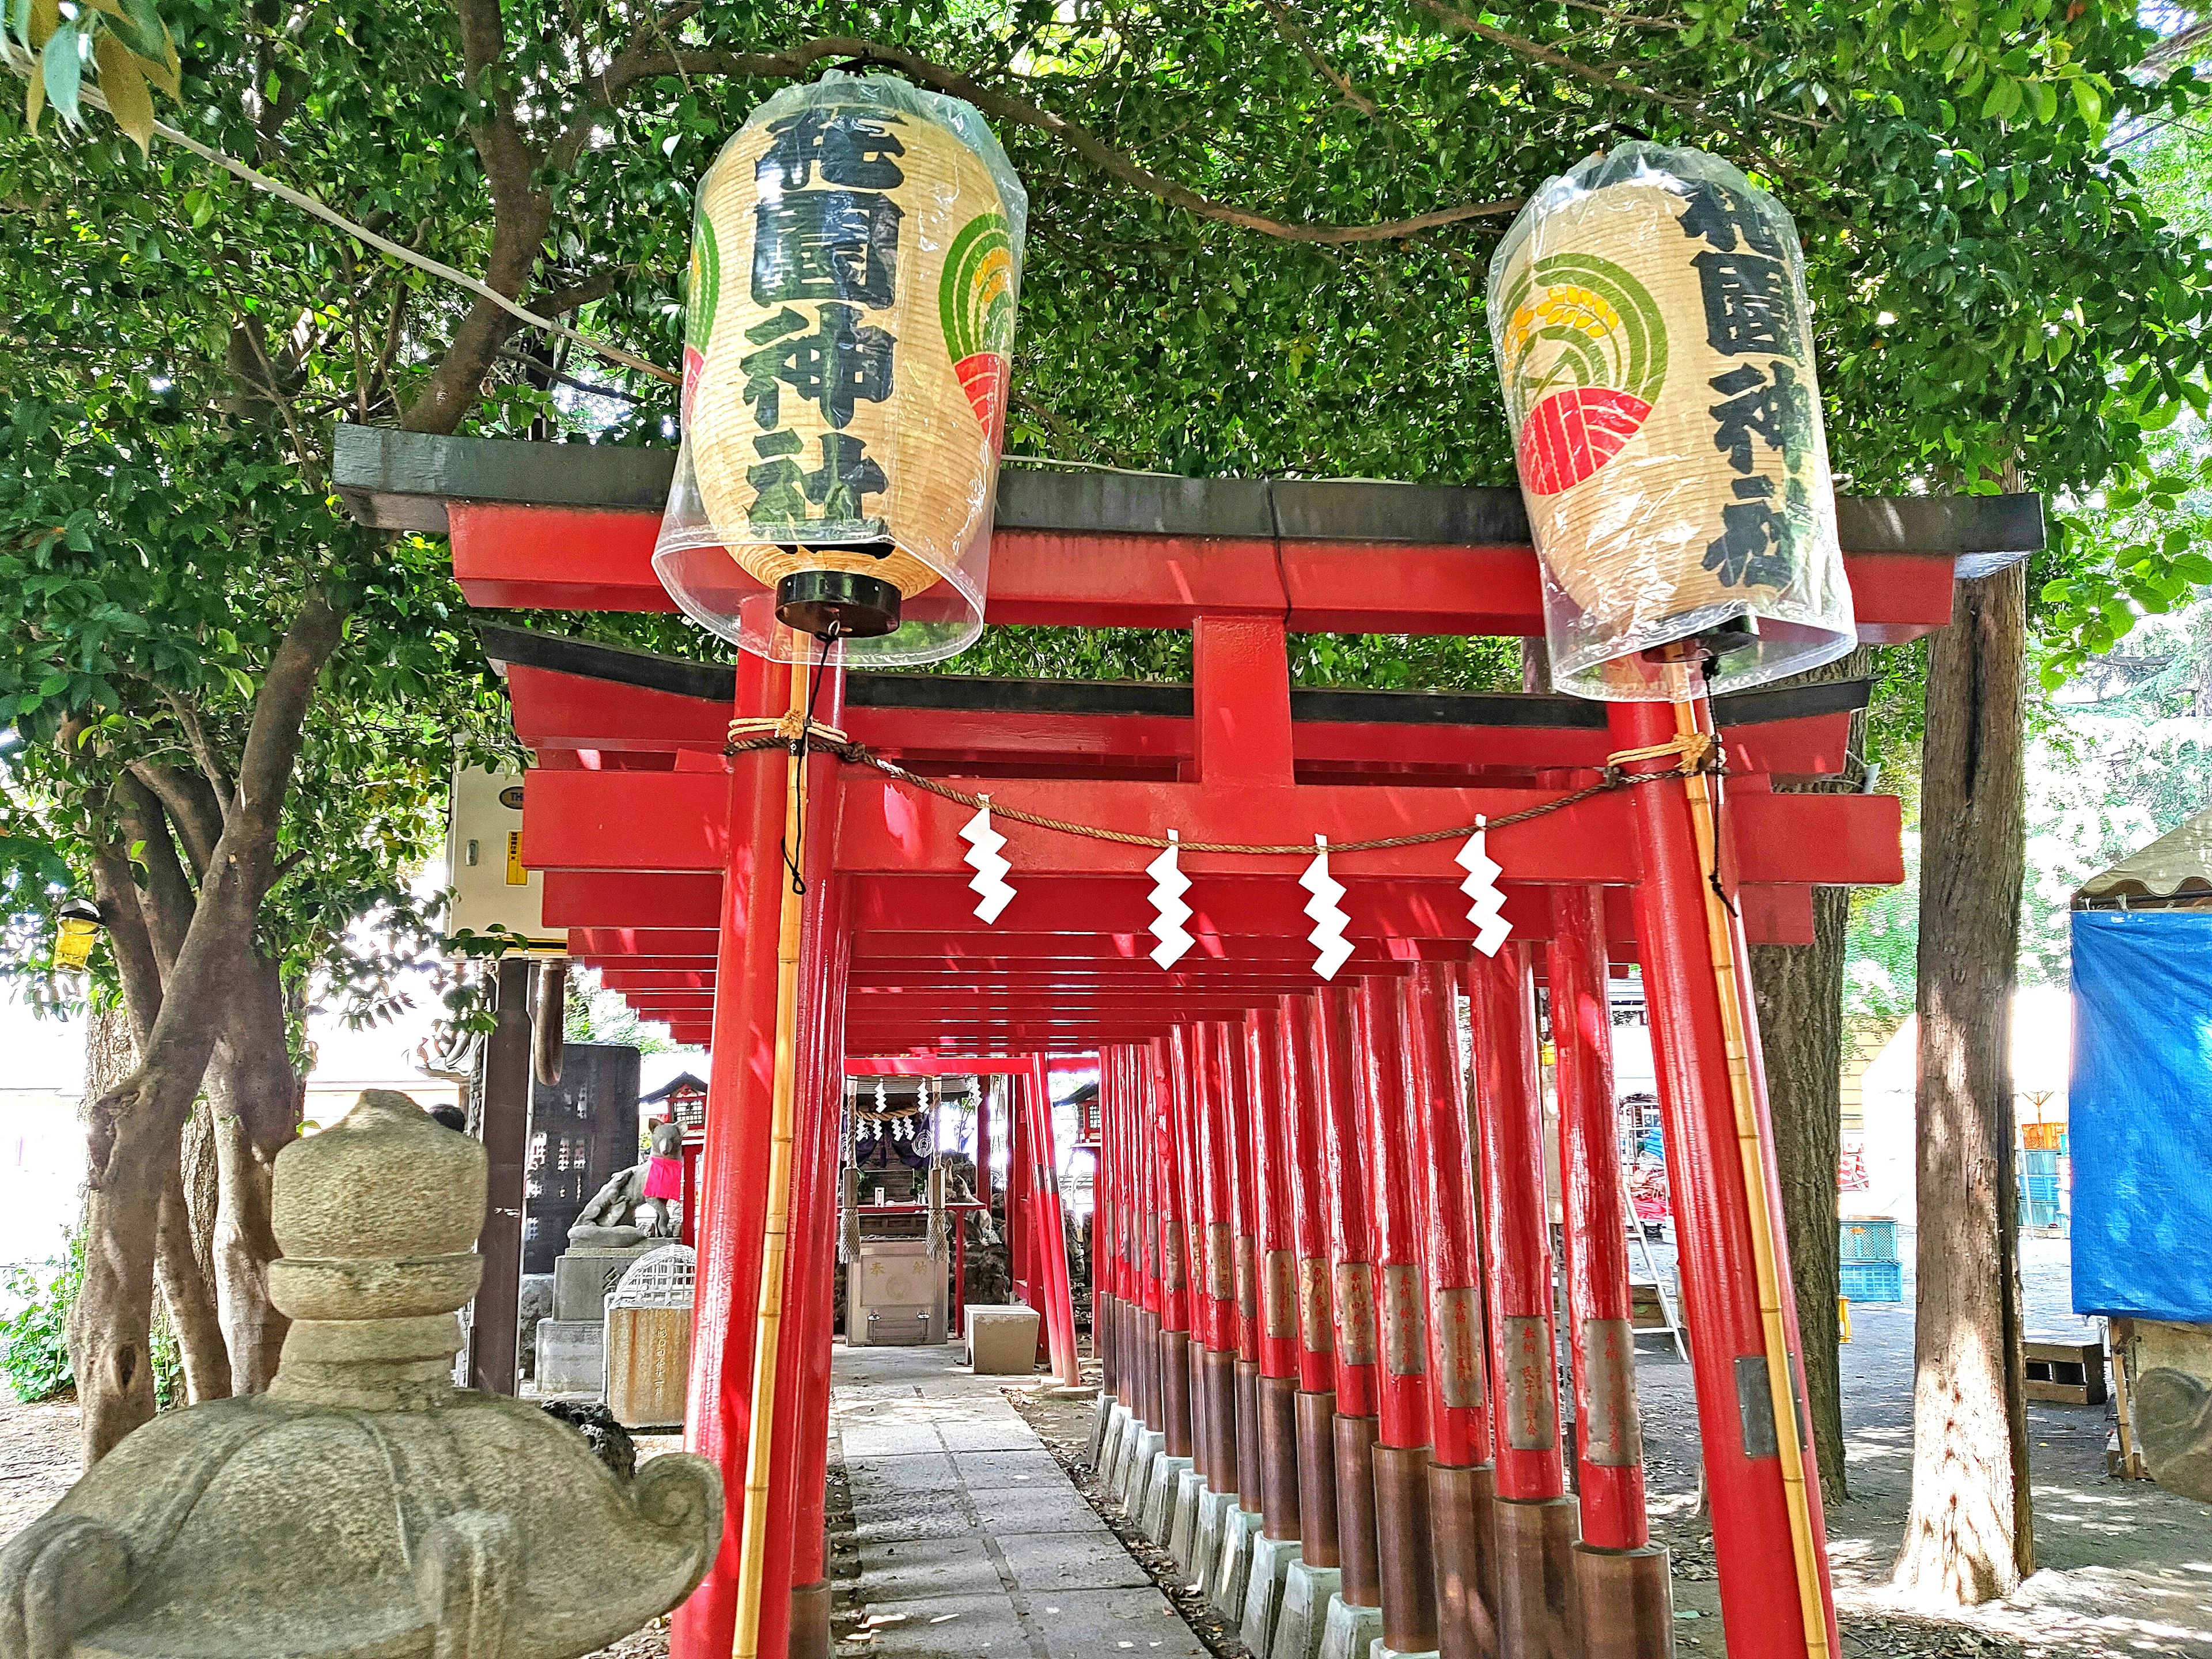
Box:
[449,502,1966,641]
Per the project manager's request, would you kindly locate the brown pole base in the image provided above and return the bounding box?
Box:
[1118,1297,1137,1408]
[1160,1329,1194,1458]
[1235,1358,1265,1512]
[1202,1347,1239,1492]
[1372,1443,1440,1656]
[1296,1389,1342,1568]
[1333,1414,1384,1608]
[1573,1541,1675,1659]
[1138,1307,1162,1427]
[1428,1462,1500,1659]
[1259,1373,1304,1540]
[789,1579,832,1659]
[1099,1291,1117,1396]
[1495,1495,1579,1659]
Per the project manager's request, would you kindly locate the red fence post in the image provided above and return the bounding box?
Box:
[1467,941,1577,1659]
[1025,1056,1083,1388]
[1315,984,1384,1612]
[1153,1038,1196,1461]
[1281,994,1343,1570]
[1196,1020,1243,1502]
[1407,959,1501,1659]
[1249,1005,1304,1543]
[1219,1019,1266,1518]
[675,650,786,1659]
[1355,976,1441,1657]
[1610,698,1837,1659]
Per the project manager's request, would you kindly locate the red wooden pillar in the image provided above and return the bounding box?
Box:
[1195,1019,1242,1494]
[1550,884,1675,1659]
[1132,1043,1165,1430]
[1007,1075,1032,1305]
[1315,985,1383,1609]
[1467,943,1574,1659]
[1023,1056,1083,1387]
[1609,698,1837,1659]
[1355,976,1440,1657]
[1171,1024,1219,1491]
[1281,993,1342,1569]
[1406,959,1500,1659]
[675,650,787,1659]
[1153,1037,1196,1460]
[1248,1004,1302,1541]
[1097,1050,1123,1406]
[1219,1018,1266,1514]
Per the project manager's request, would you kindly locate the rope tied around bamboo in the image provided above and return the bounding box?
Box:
[725,717,1726,854]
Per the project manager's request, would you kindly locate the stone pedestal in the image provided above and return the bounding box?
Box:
[1211,1505,1264,1618]
[552,1244,657,1323]
[1088,1388,1115,1470]
[1168,1468,1211,1572]
[1122,1427,1165,1513]
[1191,1486,1237,1587]
[1319,1592,1384,1659]
[535,1318,606,1396]
[1271,1560,1342,1659]
[1239,1533,1301,1654]
[1377,1644,1442,1658]
[1101,1402,1134,1491]
[1143,1455,1192,1546]
[967,1304,1043,1374]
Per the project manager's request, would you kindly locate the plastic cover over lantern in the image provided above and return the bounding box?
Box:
[654,74,1027,665]
[1487,143,1855,700]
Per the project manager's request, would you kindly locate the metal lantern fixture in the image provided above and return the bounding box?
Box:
[54,898,103,973]
[1488,143,1855,700]
[655,74,1028,665]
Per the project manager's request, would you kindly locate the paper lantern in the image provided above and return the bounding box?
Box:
[1488,143,1855,700]
[654,74,1027,664]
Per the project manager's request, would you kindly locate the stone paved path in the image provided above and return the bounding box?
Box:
[831,1343,1206,1659]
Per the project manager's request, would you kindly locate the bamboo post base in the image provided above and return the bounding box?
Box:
[1332,1415,1384,1608]
[1296,1389,1342,1568]
[1261,1374,1304,1540]
[1495,1495,1579,1659]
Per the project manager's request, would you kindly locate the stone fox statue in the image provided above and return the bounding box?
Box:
[570,1119,686,1244]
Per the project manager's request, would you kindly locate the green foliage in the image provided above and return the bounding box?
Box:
[564,965,682,1054]
[2,0,180,151]
[0,1235,78,1402]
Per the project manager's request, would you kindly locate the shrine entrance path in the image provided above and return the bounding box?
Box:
[827,1342,1206,1659]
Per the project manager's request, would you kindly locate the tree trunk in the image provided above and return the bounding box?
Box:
[154,1150,232,1403]
[1892,561,2034,1604]
[70,595,341,1463]
[1748,645,1872,1505]
[206,953,304,1394]
[1752,884,1851,1505]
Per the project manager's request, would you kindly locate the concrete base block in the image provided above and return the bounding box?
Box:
[1191,1486,1237,1587]
[1088,1388,1115,1471]
[1319,1593,1384,1659]
[1143,1455,1192,1545]
[1168,1468,1211,1572]
[1101,1402,1133,1490]
[1123,1427,1165,1513]
[533,1318,605,1396]
[1375,1646,1442,1659]
[1211,1505,1264,1619]
[1272,1560,1342,1659]
[1240,1533,1302,1654]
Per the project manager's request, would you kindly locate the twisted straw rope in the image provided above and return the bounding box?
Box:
[726,716,1721,856]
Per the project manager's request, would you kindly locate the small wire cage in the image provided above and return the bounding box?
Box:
[607,1244,697,1310]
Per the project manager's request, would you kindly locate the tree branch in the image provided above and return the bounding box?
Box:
[232,593,344,859]
[576,31,1524,243]
[450,0,543,219]
[130,757,226,878]
[1262,2,1376,116]
[161,692,236,810]
[109,774,198,975]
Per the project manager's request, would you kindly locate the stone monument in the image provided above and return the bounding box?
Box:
[0,1089,723,1659]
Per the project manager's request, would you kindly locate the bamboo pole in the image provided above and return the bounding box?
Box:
[732,665,813,1659]
[1669,676,1832,1659]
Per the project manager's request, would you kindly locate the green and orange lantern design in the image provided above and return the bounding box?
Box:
[657,75,1027,664]
[1494,256,1668,498]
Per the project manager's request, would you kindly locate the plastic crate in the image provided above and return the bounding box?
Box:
[1839,1260,1904,1303]
[1839,1218,1899,1264]
[2023,1149,2060,1178]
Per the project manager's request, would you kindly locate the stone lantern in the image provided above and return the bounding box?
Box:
[0,1090,723,1659]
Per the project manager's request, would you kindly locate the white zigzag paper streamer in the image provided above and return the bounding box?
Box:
[1457,816,1512,957]
[1300,836,1354,981]
[1147,831,1194,969]
[959,800,1016,924]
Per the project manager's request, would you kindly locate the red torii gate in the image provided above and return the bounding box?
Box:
[336,427,2039,1659]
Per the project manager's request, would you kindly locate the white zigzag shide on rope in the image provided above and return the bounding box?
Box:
[959,802,1016,924]
[1147,831,1194,969]
[1457,819,1512,957]
[1300,837,1354,980]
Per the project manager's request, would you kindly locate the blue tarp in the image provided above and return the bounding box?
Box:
[2070,909,2212,1322]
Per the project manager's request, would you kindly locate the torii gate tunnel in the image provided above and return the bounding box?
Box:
[338,429,2041,1659]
